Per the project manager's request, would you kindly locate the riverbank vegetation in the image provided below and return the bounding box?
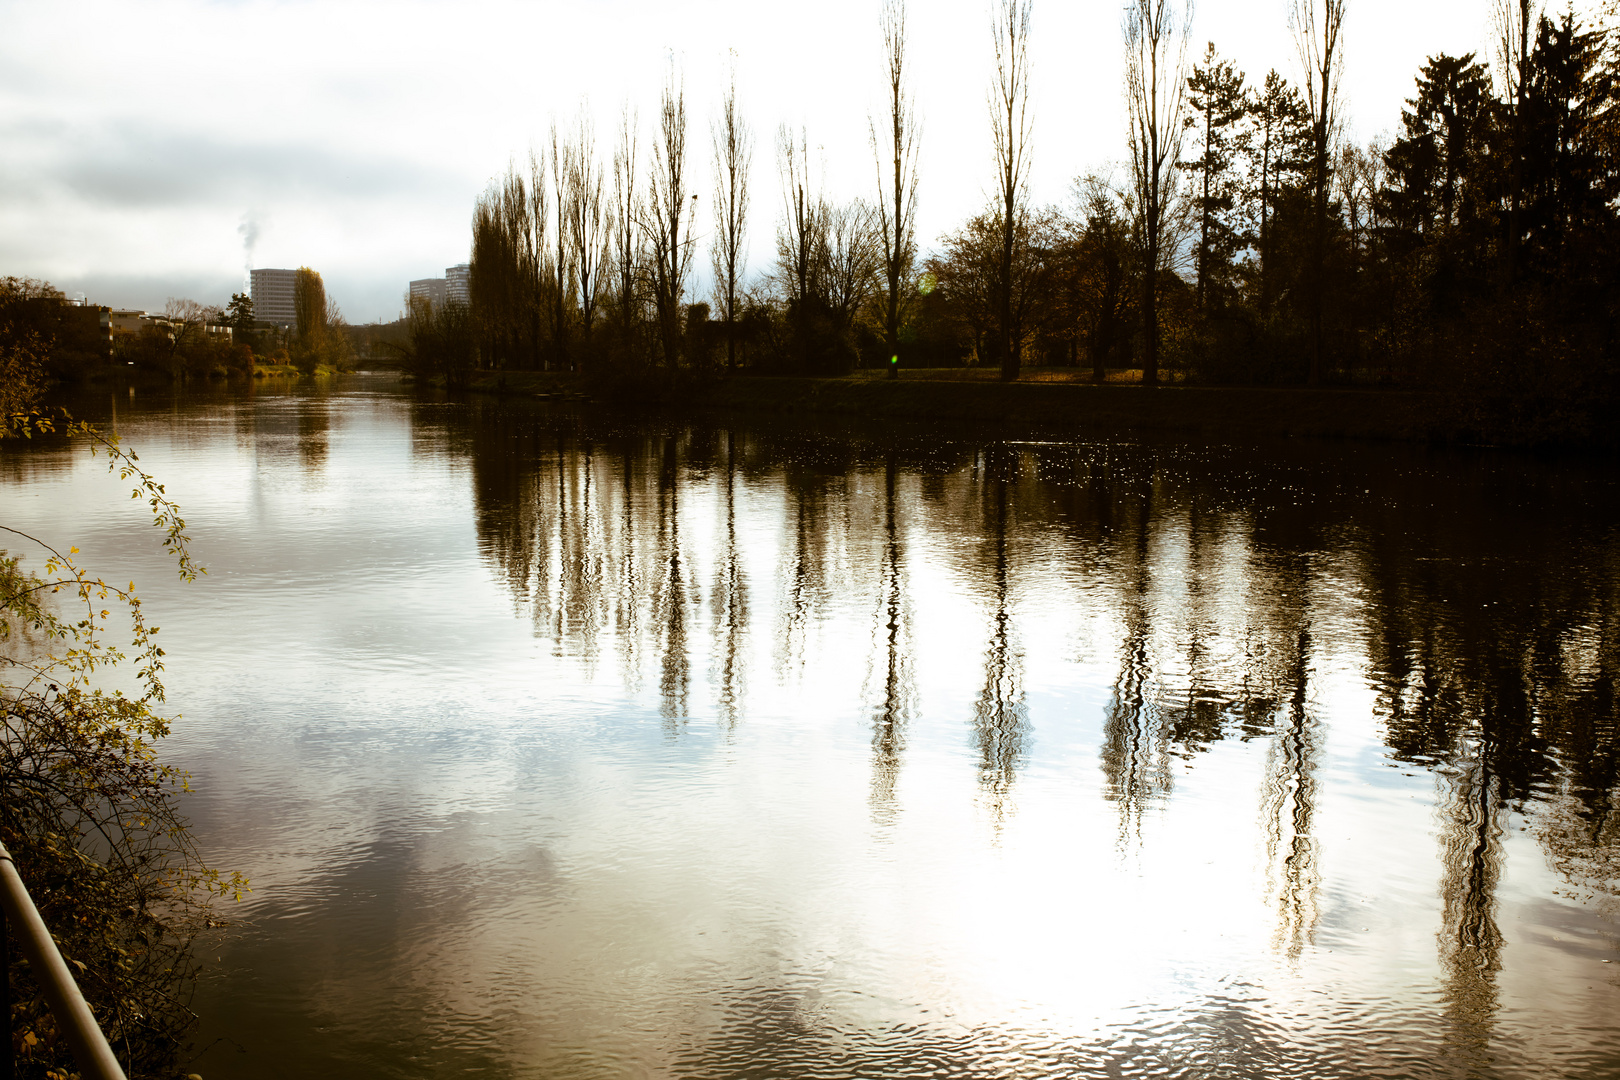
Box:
[1,384,245,1078]
[401,0,1619,446]
[1,266,359,387]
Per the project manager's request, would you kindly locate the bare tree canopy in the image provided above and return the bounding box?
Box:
[777,124,821,322]
[989,0,1033,382]
[566,110,609,357]
[1290,0,1344,384]
[549,122,577,369]
[873,0,920,379]
[1493,0,1540,101]
[823,199,883,340]
[610,106,642,359]
[1124,0,1191,386]
[712,62,753,372]
[1492,0,1539,283]
[643,67,697,367]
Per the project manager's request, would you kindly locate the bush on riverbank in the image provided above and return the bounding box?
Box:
[2,410,244,1080]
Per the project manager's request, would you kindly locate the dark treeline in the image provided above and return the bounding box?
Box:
[433,400,1619,1029]
[1,267,362,393]
[408,0,1620,445]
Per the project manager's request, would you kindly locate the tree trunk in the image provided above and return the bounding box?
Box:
[1143,159,1160,387]
[1261,130,1272,315]
[1198,108,1210,310]
[999,199,1019,382]
[1308,138,1326,385]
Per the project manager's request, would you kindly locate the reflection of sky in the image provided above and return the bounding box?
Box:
[3,378,1617,1078]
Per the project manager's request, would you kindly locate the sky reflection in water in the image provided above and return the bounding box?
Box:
[6,375,1617,1079]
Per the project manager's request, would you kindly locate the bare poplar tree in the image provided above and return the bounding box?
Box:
[549,121,576,370]
[711,63,753,373]
[1291,0,1344,385]
[873,0,920,379]
[777,123,823,363]
[528,149,549,369]
[1124,0,1190,387]
[644,69,697,367]
[611,107,642,360]
[989,0,1033,382]
[1493,0,1538,284]
[567,111,608,363]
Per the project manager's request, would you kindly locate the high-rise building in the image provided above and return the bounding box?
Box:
[446,264,470,308]
[250,268,298,327]
[409,277,447,310]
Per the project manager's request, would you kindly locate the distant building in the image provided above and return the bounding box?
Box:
[446,263,470,307]
[410,277,447,310]
[250,268,299,327]
[108,309,150,335]
[107,308,231,343]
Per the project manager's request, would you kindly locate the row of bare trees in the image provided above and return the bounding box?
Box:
[453,74,709,375]
[422,0,919,379]
[422,0,1619,444]
[437,0,1341,384]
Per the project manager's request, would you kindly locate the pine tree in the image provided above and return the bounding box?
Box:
[1184,43,1249,310]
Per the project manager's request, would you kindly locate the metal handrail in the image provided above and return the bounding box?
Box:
[0,840,128,1080]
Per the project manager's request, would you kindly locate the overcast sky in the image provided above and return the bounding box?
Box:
[0,0,1603,323]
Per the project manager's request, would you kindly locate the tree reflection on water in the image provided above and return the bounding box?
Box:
[453,399,1620,1066]
[41,381,1620,1078]
[971,444,1029,825]
[866,450,913,826]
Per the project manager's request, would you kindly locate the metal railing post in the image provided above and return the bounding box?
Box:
[4,904,12,1080]
[0,841,128,1080]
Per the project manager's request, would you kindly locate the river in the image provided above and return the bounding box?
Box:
[5,373,1617,1078]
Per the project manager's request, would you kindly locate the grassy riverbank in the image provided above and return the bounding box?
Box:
[252,363,341,378]
[459,368,1450,444]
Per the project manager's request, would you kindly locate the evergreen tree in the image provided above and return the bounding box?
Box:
[1244,70,1311,313]
[1183,43,1250,310]
[1381,54,1493,242]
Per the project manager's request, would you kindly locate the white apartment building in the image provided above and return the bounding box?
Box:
[250,268,299,327]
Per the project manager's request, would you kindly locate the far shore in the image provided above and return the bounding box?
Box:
[434,367,1464,447]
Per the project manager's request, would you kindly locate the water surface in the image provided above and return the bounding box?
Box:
[6,375,1618,1078]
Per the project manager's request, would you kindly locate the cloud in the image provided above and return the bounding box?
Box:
[238,214,262,274]
[0,118,465,211]
[0,0,1572,322]
[0,113,474,319]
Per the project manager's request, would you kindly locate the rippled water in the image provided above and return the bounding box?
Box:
[5,374,1618,1078]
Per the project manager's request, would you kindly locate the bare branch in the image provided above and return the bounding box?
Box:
[989,0,1033,380]
[872,0,921,374]
[1123,0,1191,384]
[711,59,753,371]
[642,65,698,366]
